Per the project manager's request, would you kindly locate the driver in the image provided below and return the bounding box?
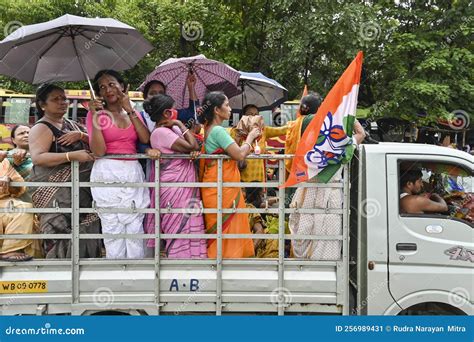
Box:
[400,168,448,214]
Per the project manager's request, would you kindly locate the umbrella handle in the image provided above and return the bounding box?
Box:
[86,75,96,100]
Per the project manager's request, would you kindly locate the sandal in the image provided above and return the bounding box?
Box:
[0,252,33,262]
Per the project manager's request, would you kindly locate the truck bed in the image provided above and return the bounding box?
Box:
[0,259,345,315]
[0,156,350,316]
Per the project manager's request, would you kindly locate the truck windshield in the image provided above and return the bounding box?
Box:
[399,161,473,224]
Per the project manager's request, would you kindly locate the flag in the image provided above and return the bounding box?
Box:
[283,52,363,188]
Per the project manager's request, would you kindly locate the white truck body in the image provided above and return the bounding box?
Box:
[0,143,472,315]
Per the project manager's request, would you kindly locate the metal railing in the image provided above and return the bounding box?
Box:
[0,153,350,315]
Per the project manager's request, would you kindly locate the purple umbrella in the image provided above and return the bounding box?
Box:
[139,54,241,109]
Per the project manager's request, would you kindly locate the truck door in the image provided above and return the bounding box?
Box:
[386,154,473,313]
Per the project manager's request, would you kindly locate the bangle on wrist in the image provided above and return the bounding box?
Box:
[242,142,252,150]
[182,128,190,135]
[80,131,84,139]
[66,152,71,162]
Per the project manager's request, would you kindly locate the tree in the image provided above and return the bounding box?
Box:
[0,0,471,126]
[367,0,474,124]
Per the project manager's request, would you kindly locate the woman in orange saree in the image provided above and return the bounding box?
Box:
[199,92,261,258]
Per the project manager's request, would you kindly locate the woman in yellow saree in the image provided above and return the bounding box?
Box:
[199,92,261,258]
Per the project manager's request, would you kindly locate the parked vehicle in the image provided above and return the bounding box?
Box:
[0,143,472,316]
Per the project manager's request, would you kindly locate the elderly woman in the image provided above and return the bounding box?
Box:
[28,84,101,259]
[6,124,43,257]
[0,153,34,261]
[7,125,33,179]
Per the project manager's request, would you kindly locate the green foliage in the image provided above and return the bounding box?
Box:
[0,0,472,125]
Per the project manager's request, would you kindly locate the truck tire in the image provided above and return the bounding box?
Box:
[398,302,466,315]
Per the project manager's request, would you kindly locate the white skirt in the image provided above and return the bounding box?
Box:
[91,159,150,223]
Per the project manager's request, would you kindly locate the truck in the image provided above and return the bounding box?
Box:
[0,143,472,316]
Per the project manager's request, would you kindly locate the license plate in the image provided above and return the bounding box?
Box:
[0,281,48,294]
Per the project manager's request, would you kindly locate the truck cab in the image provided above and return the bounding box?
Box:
[355,143,473,315]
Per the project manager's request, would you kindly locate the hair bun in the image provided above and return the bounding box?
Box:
[143,101,152,113]
[197,106,207,124]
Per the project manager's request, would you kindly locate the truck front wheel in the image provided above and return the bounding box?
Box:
[397,302,466,315]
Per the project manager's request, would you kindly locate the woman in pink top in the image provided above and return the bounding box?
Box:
[143,94,207,259]
[87,70,155,259]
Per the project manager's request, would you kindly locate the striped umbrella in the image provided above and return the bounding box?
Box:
[139,54,241,109]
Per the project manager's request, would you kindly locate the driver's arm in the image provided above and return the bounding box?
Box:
[415,195,448,213]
